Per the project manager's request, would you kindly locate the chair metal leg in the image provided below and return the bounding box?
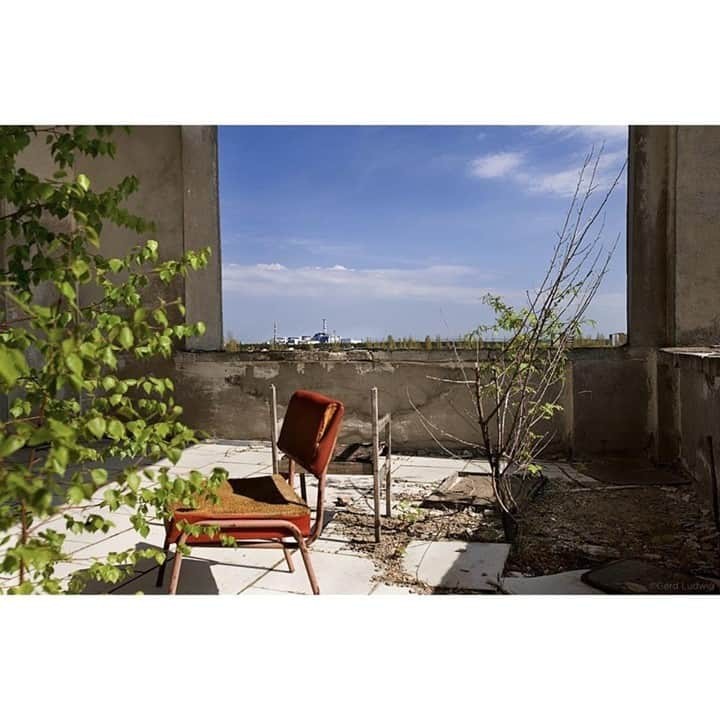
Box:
[297,537,319,594]
[282,544,295,573]
[168,538,187,595]
[156,534,171,587]
[299,472,307,502]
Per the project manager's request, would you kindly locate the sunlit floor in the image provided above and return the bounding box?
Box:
[6,441,497,595]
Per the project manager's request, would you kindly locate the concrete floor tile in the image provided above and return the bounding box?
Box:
[193,460,273,477]
[501,569,603,594]
[402,540,510,591]
[394,456,468,470]
[310,535,365,557]
[463,459,494,474]
[240,586,307,596]
[184,447,273,464]
[251,551,379,595]
[111,555,273,595]
[391,465,453,485]
[370,583,417,595]
[184,544,288,571]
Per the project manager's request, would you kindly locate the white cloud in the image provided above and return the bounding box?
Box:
[223,263,497,304]
[468,139,627,198]
[520,148,627,197]
[255,262,286,271]
[534,125,629,144]
[469,151,525,178]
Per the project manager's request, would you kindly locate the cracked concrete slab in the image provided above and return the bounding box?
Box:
[249,550,378,594]
[501,569,604,594]
[402,540,510,591]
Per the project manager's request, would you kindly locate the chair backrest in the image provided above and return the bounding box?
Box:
[277,390,344,479]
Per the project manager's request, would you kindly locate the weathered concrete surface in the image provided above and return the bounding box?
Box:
[1,126,223,350]
[161,347,663,457]
[402,540,510,591]
[628,126,720,347]
[501,569,603,595]
[181,127,223,351]
[659,349,720,514]
[674,127,720,345]
[570,347,654,456]
[627,126,673,348]
[172,349,501,452]
[169,349,579,454]
[626,126,720,505]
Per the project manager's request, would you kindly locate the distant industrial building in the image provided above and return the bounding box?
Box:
[273,319,360,346]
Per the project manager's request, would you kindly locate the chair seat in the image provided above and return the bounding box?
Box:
[168,474,311,544]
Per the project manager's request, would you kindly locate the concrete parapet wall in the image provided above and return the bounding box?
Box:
[570,347,654,457]
[169,348,655,458]
[659,349,720,511]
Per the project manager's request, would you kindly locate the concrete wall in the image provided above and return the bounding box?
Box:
[570,347,655,457]
[628,126,720,348]
[674,127,720,345]
[658,350,720,513]
[171,349,518,453]
[164,347,655,458]
[0,126,223,348]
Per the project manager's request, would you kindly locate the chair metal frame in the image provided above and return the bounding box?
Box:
[271,384,392,542]
[158,391,343,595]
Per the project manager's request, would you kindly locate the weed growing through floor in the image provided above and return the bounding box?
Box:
[411,146,626,519]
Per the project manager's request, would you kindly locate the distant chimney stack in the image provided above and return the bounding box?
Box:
[322,318,327,334]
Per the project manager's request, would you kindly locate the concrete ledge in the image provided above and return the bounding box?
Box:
[660,347,720,375]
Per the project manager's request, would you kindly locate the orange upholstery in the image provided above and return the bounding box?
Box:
[277,390,345,478]
[168,474,311,544]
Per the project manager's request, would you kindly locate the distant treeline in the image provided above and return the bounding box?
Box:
[224,332,616,352]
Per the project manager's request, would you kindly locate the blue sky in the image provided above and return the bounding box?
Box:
[219,126,628,342]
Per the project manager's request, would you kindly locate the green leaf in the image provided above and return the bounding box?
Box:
[70,258,89,279]
[66,352,83,376]
[91,468,109,485]
[0,347,28,387]
[107,419,125,440]
[76,173,90,191]
[38,183,54,201]
[126,473,141,493]
[102,347,117,369]
[86,417,107,439]
[0,435,26,458]
[67,485,86,504]
[152,309,168,327]
[118,326,134,350]
[86,225,100,247]
[59,281,76,302]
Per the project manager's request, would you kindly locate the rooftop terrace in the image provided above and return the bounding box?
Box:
[5,440,717,596]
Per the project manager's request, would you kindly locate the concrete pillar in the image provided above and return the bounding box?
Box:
[673,126,720,345]
[626,126,675,348]
[181,126,223,351]
[628,125,720,348]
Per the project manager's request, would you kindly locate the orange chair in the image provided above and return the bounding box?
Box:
[157,390,344,594]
